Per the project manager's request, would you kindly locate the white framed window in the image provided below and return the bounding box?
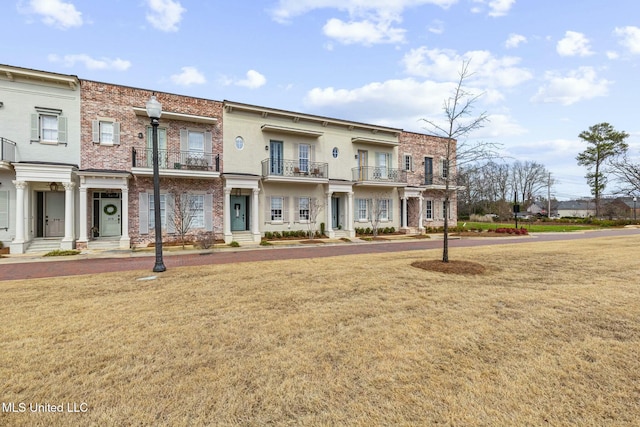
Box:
[271,196,284,222]
[442,201,452,219]
[299,144,310,173]
[357,198,368,221]
[92,120,120,145]
[376,152,389,179]
[41,115,58,141]
[379,199,389,221]
[441,158,449,178]
[425,200,433,220]
[188,131,205,156]
[403,154,413,171]
[190,194,205,228]
[31,109,67,144]
[298,197,310,222]
[149,194,166,229]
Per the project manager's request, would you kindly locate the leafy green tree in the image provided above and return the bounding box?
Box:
[576,123,629,217]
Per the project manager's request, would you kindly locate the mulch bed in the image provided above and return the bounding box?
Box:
[411,260,487,275]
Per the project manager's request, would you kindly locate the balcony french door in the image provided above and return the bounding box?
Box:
[270,141,283,175]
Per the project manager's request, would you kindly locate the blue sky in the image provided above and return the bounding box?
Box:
[3,0,640,199]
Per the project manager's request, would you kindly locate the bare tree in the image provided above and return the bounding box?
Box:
[511,161,553,208]
[421,60,499,262]
[369,194,391,237]
[611,153,640,196]
[168,191,198,249]
[302,197,324,240]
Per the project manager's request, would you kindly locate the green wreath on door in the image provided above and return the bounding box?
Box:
[103,204,118,216]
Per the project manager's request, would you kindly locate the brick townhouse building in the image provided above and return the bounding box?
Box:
[78,80,223,250]
[1,63,457,254]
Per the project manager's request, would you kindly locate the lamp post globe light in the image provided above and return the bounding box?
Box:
[146,95,166,272]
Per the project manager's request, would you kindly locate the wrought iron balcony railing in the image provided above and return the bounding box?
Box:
[352,166,406,183]
[132,148,219,172]
[1,137,17,162]
[261,158,328,179]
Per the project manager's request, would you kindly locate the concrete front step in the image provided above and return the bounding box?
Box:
[230,232,259,244]
[88,237,121,250]
[25,238,63,254]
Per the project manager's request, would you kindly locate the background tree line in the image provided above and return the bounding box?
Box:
[457,160,553,219]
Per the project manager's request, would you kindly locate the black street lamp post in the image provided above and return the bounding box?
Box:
[634,196,637,221]
[146,95,166,272]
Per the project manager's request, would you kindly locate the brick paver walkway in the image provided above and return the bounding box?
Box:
[1,229,639,281]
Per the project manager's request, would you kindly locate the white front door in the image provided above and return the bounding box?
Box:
[100,199,121,236]
[45,192,65,237]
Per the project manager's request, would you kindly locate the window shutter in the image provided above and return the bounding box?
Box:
[354,199,359,222]
[204,193,214,231]
[368,199,373,221]
[92,120,100,143]
[204,131,212,162]
[139,192,149,234]
[0,191,9,229]
[283,196,289,222]
[113,122,121,145]
[31,114,39,141]
[167,194,176,234]
[265,196,271,223]
[294,197,300,222]
[389,199,393,221]
[180,129,188,152]
[311,145,316,162]
[57,116,67,144]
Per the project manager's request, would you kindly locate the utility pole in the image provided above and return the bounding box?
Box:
[548,172,551,218]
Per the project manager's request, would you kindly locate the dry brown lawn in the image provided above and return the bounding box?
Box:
[2,235,640,426]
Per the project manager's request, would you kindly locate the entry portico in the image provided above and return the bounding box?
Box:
[11,162,77,253]
[76,170,131,249]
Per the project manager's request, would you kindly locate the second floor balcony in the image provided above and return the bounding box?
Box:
[132,147,220,178]
[352,166,407,186]
[1,137,17,171]
[261,158,328,182]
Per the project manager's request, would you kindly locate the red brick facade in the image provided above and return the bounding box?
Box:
[80,80,224,247]
[399,131,458,228]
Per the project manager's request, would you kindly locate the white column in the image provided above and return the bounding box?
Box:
[12,181,27,249]
[223,187,232,243]
[78,184,88,242]
[325,191,333,237]
[418,195,425,232]
[346,191,354,237]
[401,196,408,228]
[120,186,130,248]
[61,182,76,249]
[251,188,260,242]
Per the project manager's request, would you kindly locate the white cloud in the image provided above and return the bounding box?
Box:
[48,54,131,71]
[531,67,611,105]
[402,47,533,88]
[487,0,515,17]
[170,66,206,86]
[269,0,456,46]
[146,0,185,32]
[428,19,444,34]
[505,33,526,49]
[323,17,405,45]
[22,0,83,29]
[614,26,640,54]
[269,0,458,24]
[223,70,266,89]
[470,0,515,17]
[556,31,594,57]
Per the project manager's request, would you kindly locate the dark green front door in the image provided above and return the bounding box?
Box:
[230,196,247,231]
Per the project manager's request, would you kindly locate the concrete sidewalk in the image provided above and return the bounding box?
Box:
[1,228,638,281]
